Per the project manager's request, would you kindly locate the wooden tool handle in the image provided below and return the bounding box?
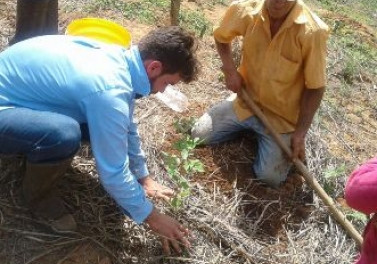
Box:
[240,89,363,247]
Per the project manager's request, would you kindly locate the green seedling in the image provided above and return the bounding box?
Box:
[323,164,346,196]
[173,117,196,134]
[162,119,205,209]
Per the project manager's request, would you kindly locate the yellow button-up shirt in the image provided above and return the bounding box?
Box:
[214,0,329,133]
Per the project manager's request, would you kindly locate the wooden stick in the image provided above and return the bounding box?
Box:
[239,89,363,247]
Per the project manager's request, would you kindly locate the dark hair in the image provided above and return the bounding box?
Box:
[138,26,199,83]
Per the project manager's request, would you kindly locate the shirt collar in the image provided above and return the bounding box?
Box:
[125,45,151,96]
[291,0,308,25]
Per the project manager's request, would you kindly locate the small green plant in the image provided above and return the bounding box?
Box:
[162,152,190,208]
[346,210,368,223]
[162,118,204,209]
[324,164,346,179]
[173,135,205,173]
[173,117,196,134]
[341,57,359,84]
[322,164,346,196]
[87,0,170,23]
[316,0,377,29]
[179,10,213,37]
[86,0,213,36]
[345,209,368,231]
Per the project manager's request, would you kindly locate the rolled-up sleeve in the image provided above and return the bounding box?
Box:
[80,90,153,223]
[128,120,149,179]
[127,105,149,179]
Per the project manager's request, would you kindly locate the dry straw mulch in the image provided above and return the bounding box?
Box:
[2,0,375,263]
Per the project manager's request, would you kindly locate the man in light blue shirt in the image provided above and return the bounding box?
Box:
[0,26,198,254]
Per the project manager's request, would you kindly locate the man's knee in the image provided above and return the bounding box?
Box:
[253,162,290,188]
[191,99,241,145]
[254,133,292,187]
[55,122,81,154]
[191,113,213,144]
[29,121,81,162]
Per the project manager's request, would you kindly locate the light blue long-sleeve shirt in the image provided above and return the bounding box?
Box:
[0,35,153,223]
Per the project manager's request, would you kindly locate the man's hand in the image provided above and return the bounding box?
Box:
[223,69,244,93]
[293,87,324,161]
[291,131,306,161]
[145,209,191,255]
[139,176,174,202]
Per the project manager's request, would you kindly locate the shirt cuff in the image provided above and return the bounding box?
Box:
[131,162,149,180]
[125,198,154,224]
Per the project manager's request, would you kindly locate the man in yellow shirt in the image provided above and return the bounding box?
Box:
[192,0,329,187]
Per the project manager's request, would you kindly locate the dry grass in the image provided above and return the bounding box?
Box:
[1,0,377,263]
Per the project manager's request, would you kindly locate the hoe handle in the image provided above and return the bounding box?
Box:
[240,89,363,247]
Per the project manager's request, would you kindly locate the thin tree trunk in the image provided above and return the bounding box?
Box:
[170,0,181,26]
[10,0,58,45]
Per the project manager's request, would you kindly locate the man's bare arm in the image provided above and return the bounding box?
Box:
[215,40,244,93]
[292,87,325,160]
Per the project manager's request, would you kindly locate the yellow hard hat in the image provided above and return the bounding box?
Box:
[65,18,132,48]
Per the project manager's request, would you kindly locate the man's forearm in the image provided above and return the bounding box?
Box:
[295,87,325,136]
[215,40,237,73]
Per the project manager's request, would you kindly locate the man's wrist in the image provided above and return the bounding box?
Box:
[293,128,307,139]
[144,208,158,225]
[220,65,237,74]
[138,175,150,185]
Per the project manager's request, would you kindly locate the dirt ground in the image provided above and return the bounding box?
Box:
[1,0,376,263]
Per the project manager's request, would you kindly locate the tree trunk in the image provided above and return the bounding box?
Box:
[170,0,181,26]
[10,0,58,45]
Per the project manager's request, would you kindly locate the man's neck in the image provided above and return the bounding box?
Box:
[269,18,285,39]
[268,5,295,39]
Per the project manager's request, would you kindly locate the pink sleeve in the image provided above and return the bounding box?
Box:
[345,157,377,215]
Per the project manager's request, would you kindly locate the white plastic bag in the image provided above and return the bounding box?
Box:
[155,85,189,112]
